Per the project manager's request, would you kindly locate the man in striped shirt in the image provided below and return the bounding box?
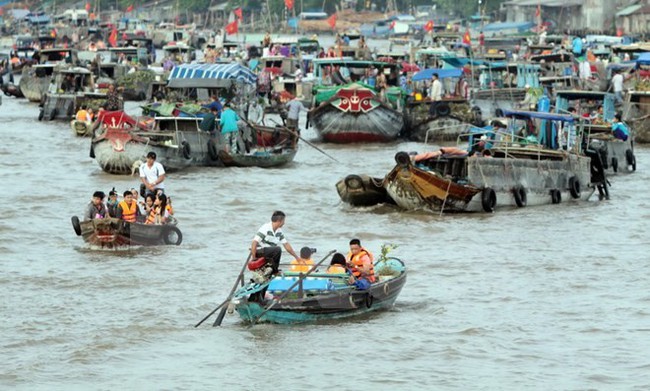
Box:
[251,211,299,277]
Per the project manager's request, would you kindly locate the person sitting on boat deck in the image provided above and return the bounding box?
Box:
[290,247,315,273]
[61,74,76,93]
[76,105,92,123]
[220,104,240,153]
[116,190,140,223]
[139,151,166,196]
[428,73,442,117]
[145,193,172,225]
[199,106,219,135]
[611,113,630,141]
[519,85,538,111]
[251,210,299,278]
[327,253,348,275]
[138,193,155,223]
[347,239,376,288]
[84,191,107,221]
[106,189,119,217]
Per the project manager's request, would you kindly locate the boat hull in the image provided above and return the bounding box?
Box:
[336,174,395,206]
[73,217,182,247]
[311,104,404,143]
[19,72,49,102]
[234,261,407,324]
[218,148,297,168]
[71,120,92,137]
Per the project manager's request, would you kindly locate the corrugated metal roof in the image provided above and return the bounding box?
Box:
[616,4,643,17]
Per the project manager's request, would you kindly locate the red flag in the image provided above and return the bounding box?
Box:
[85,2,91,12]
[225,20,239,35]
[535,4,541,18]
[327,13,337,29]
[126,4,134,12]
[424,20,434,32]
[389,21,396,30]
[463,29,471,45]
[109,28,118,47]
[284,0,294,10]
[234,7,243,20]
[0,8,4,16]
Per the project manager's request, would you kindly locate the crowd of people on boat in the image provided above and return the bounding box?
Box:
[83,151,175,224]
[248,211,377,300]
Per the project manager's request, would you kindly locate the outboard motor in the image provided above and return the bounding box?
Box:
[589,140,609,169]
[585,144,610,200]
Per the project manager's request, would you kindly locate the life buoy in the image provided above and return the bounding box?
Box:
[395,151,411,167]
[344,175,366,191]
[71,216,82,236]
[481,187,497,212]
[181,141,191,159]
[162,225,183,245]
[513,186,527,207]
[207,138,219,161]
[569,176,581,199]
[550,189,561,204]
[435,102,451,117]
[365,293,373,309]
[611,157,618,173]
[625,149,636,171]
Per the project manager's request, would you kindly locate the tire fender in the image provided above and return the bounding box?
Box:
[550,189,561,204]
[344,175,366,191]
[513,185,527,207]
[481,187,497,212]
[569,176,581,199]
[365,293,373,309]
[395,151,411,167]
[71,216,82,236]
[181,141,191,159]
[625,149,636,171]
[162,225,183,245]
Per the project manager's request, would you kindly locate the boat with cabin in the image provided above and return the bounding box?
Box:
[19,48,78,102]
[339,111,608,212]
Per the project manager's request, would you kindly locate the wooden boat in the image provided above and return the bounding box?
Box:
[70,216,182,247]
[556,90,636,174]
[310,59,406,143]
[0,82,25,99]
[233,258,406,324]
[39,68,120,121]
[624,90,650,144]
[217,124,297,168]
[384,111,608,213]
[336,174,395,206]
[19,48,78,102]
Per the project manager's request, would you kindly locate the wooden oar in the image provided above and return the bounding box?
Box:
[266,118,341,163]
[194,253,251,328]
[249,250,336,326]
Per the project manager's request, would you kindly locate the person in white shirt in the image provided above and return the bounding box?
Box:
[139,151,166,196]
[611,71,624,105]
[429,73,442,116]
[579,60,592,89]
[250,211,299,277]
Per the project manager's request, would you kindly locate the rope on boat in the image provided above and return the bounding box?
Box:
[439,179,453,217]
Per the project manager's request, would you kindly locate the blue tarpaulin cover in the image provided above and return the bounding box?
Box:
[412,68,463,82]
[169,63,257,84]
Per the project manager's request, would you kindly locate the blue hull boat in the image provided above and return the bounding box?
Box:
[233,258,407,325]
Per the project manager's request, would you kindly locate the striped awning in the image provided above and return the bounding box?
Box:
[168,63,257,88]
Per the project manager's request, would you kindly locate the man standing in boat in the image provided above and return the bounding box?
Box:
[251,211,299,279]
[285,96,305,132]
[139,152,166,196]
[429,73,442,117]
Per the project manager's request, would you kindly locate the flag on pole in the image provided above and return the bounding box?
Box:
[285,0,294,10]
[327,13,337,29]
[85,2,91,12]
[389,21,396,30]
[225,20,239,35]
[234,7,243,20]
[126,4,134,13]
[535,4,541,18]
[109,28,118,47]
[424,20,434,32]
[463,29,471,45]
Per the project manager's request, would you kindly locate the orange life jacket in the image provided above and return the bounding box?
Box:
[327,265,347,274]
[145,207,158,224]
[290,258,314,273]
[118,200,137,222]
[347,248,376,283]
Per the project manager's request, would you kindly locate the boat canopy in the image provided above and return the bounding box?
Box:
[482,21,534,33]
[412,68,463,82]
[168,63,257,88]
[502,110,575,123]
[636,52,650,66]
[312,58,400,69]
